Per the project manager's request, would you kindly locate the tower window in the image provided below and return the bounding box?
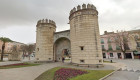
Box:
[99,60,102,63]
[80,60,85,63]
[80,46,84,50]
[37,48,39,51]
[49,58,51,60]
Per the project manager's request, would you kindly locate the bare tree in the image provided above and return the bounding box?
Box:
[20,45,27,59]
[109,31,130,58]
[20,44,35,60]
[26,44,35,60]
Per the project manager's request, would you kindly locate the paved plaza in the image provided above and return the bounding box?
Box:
[105,59,140,80]
[0,59,140,80]
[0,62,63,80]
[105,71,140,80]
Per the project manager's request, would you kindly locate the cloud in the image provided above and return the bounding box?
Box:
[93,0,140,33]
[0,0,140,43]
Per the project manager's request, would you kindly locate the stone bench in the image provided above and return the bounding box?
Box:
[73,63,104,68]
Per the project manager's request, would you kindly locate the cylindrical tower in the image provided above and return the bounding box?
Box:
[69,4,103,64]
[36,19,56,61]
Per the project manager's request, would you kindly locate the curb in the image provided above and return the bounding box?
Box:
[99,68,120,80]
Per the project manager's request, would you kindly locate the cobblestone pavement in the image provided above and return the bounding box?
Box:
[104,59,140,80]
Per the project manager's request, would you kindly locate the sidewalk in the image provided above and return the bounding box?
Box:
[105,71,140,80]
[0,57,35,66]
[0,61,23,66]
[0,62,63,80]
[104,59,140,80]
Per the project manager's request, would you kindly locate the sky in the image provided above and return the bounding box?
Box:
[0,0,140,44]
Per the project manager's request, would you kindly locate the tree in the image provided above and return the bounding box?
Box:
[21,44,35,60]
[27,44,35,60]
[20,45,27,59]
[110,31,130,58]
[0,37,12,61]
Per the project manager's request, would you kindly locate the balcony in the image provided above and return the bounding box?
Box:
[137,47,140,50]
[101,42,104,44]
[108,48,113,51]
[108,40,111,43]
[116,46,121,50]
[102,48,106,51]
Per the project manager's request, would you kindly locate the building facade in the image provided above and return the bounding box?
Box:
[35,4,103,64]
[0,41,25,58]
[101,30,140,59]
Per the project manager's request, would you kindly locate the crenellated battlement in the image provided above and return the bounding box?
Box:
[70,4,96,15]
[37,19,56,26]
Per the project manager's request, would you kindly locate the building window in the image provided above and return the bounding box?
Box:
[102,45,105,51]
[110,53,113,57]
[101,39,104,44]
[108,38,111,43]
[102,53,106,58]
[80,46,84,50]
[99,60,102,63]
[108,44,113,50]
[37,48,39,51]
[137,42,140,47]
[134,35,139,40]
[48,58,51,60]
[80,60,85,63]
[116,45,120,50]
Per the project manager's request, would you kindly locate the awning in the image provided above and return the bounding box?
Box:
[134,51,140,54]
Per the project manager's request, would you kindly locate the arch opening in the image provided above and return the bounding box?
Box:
[53,37,71,62]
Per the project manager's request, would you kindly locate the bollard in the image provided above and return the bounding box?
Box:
[110,60,113,63]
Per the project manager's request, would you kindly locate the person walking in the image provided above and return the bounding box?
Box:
[62,56,65,63]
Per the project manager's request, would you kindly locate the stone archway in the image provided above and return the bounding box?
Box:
[53,37,71,61]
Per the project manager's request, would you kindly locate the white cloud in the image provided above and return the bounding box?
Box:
[0,0,140,43]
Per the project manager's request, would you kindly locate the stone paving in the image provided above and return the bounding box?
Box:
[0,59,139,80]
[0,61,23,66]
[110,59,140,70]
[104,59,140,80]
[0,61,118,80]
[105,71,140,80]
[0,62,63,80]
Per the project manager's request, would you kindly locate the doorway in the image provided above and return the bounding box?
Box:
[117,53,121,59]
[54,37,71,61]
[125,53,132,59]
[102,53,106,58]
